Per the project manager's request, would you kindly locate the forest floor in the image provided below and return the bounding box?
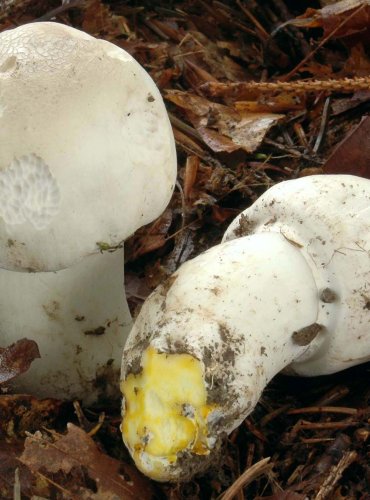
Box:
[1,0,370,498]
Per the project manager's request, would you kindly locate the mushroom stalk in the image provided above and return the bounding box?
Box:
[1,249,131,403]
[121,233,320,481]
[121,175,370,481]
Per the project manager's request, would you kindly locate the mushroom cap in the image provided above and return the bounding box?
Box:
[0,22,176,271]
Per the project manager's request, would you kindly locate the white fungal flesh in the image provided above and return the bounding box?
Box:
[121,175,370,481]
[0,22,176,401]
[1,250,131,403]
[224,174,370,375]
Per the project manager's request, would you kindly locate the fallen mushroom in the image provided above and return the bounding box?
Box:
[121,174,370,481]
[0,22,176,402]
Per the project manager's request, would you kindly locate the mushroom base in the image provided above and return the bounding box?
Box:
[121,346,219,481]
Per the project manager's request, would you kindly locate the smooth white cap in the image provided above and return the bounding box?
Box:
[0,22,176,271]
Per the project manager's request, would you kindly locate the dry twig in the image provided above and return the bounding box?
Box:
[315,451,358,500]
[202,77,370,97]
[219,457,272,500]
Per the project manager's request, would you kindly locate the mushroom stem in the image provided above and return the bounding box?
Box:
[121,174,370,481]
[121,233,321,481]
[2,249,131,403]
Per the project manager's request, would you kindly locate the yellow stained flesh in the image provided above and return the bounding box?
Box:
[121,347,216,480]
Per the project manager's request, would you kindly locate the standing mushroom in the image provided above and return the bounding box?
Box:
[121,174,370,481]
[0,22,176,403]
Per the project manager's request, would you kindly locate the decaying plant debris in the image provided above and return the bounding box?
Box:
[1,0,370,498]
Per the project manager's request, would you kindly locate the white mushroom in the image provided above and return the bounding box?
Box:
[0,22,176,402]
[120,174,370,481]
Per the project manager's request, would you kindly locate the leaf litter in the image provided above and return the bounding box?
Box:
[0,339,40,385]
[1,0,370,498]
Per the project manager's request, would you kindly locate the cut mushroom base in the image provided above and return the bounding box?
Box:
[0,22,176,401]
[121,175,370,481]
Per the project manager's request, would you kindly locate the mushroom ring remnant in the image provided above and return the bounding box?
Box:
[121,174,370,481]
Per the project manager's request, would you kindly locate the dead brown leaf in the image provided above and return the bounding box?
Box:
[172,126,207,156]
[190,32,248,82]
[82,0,129,37]
[171,30,248,89]
[344,43,370,76]
[211,205,240,224]
[297,1,370,39]
[82,0,112,34]
[20,423,154,499]
[124,272,152,301]
[167,91,211,115]
[166,90,283,153]
[196,126,240,153]
[0,338,40,385]
[125,209,173,262]
[324,115,370,177]
[0,440,40,500]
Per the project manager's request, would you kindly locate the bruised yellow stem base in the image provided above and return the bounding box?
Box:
[121,347,217,481]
